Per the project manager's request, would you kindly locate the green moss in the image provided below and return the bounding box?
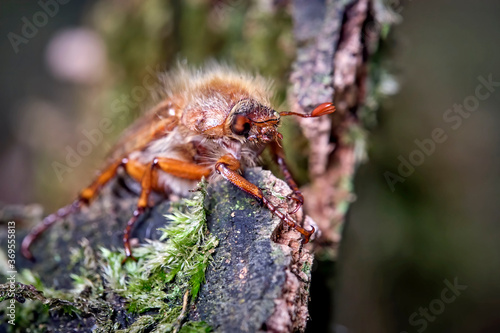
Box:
[0,282,79,332]
[0,184,218,332]
[99,181,219,330]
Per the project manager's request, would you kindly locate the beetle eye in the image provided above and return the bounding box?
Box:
[231,114,252,137]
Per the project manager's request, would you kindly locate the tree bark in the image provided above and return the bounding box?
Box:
[291,0,377,258]
[1,1,382,331]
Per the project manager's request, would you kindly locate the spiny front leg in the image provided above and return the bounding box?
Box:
[215,154,315,243]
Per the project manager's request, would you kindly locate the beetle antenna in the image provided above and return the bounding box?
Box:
[280,103,335,118]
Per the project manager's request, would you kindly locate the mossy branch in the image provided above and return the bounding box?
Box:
[1,184,216,332]
[1,169,314,333]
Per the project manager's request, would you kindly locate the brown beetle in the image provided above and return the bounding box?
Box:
[21,64,335,262]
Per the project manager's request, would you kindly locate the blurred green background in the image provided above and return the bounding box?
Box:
[1,1,500,332]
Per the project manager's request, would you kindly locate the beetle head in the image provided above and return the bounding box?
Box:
[229,99,282,143]
[228,100,336,144]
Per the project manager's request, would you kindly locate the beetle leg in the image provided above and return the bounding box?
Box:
[122,157,212,263]
[21,158,126,261]
[269,141,304,214]
[21,200,81,260]
[79,158,129,203]
[215,154,314,243]
[121,159,152,263]
[22,111,184,259]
